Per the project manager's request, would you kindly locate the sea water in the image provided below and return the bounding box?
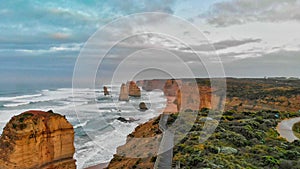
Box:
[0,86,166,168]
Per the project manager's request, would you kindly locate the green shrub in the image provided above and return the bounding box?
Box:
[262,156,279,166]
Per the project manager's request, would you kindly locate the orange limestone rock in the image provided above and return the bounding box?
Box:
[163,79,180,96]
[119,83,129,101]
[0,110,76,169]
[128,81,141,97]
[175,84,219,112]
[140,79,166,91]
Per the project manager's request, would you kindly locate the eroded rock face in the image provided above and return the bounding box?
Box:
[175,85,220,112]
[119,83,129,101]
[128,81,141,97]
[140,79,166,91]
[0,110,76,169]
[139,79,182,97]
[163,79,180,96]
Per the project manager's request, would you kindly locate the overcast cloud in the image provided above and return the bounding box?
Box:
[1,0,300,78]
[204,0,300,26]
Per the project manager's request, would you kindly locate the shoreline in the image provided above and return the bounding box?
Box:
[86,96,178,169]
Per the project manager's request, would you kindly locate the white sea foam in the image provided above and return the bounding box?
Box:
[0,94,42,101]
[3,101,31,107]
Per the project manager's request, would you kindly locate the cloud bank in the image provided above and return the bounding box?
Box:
[204,0,300,26]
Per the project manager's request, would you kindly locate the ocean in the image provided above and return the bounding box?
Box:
[0,55,166,168]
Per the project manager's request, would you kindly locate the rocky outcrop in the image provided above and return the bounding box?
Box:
[139,102,148,110]
[103,86,109,96]
[140,79,166,92]
[119,83,129,101]
[107,116,161,169]
[139,78,300,112]
[139,79,182,97]
[128,81,141,97]
[0,110,76,169]
[175,84,219,112]
[163,79,180,96]
[116,117,139,123]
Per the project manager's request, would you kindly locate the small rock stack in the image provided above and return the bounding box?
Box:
[128,81,141,97]
[103,86,110,96]
[139,102,148,110]
[119,83,129,101]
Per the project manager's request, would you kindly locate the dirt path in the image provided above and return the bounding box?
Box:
[276,117,300,142]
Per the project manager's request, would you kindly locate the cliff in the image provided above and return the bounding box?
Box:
[107,117,161,169]
[139,79,166,92]
[108,78,300,168]
[139,79,218,111]
[140,78,300,112]
[175,84,219,111]
[0,110,76,169]
[163,79,180,96]
[139,79,182,97]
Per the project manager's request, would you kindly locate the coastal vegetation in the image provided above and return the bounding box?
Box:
[171,110,300,169]
[108,109,300,169]
[108,78,300,169]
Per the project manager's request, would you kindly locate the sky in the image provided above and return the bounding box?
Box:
[0,0,300,89]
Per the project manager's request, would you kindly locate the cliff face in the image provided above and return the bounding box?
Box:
[108,78,300,169]
[0,110,76,169]
[163,79,180,96]
[175,85,219,111]
[139,79,182,97]
[139,79,217,111]
[140,79,166,92]
[107,117,161,169]
[140,78,300,112]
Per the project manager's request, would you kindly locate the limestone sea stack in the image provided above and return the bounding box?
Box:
[119,83,129,101]
[103,86,109,96]
[128,81,141,97]
[0,110,76,169]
